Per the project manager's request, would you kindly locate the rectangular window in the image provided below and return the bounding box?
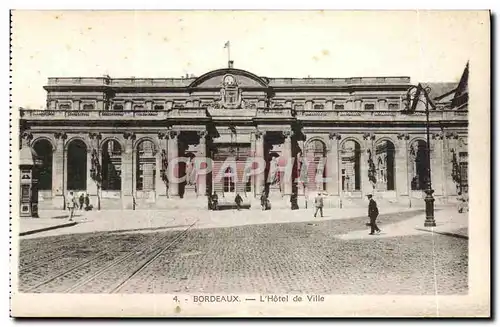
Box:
[82,103,95,110]
[388,103,399,110]
[59,104,71,110]
[154,105,164,110]
[134,105,144,111]
[334,104,344,110]
[314,104,324,110]
[113,104,124,111]
[364,103,375,110]
[295,104,304,110]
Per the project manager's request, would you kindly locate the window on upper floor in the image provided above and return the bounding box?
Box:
[364,103,375,110]
[59,104,71,110]
[134,105,144,111]
[154,105,164,111]
[274,104,284,108]
[294,104,304,110]
[334,104,344,110]
[113,104,124,111]
[388,103,399,110]
[314,104,325,110]
[82,103,95,110]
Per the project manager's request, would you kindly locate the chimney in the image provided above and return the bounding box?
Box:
[228,60,234,68]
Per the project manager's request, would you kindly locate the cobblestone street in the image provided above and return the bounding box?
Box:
[18,209,468,295]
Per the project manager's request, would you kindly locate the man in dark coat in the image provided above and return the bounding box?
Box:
[367,194,381,235]
[234,193,243,210]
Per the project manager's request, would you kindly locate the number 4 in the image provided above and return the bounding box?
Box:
[173,296,179,302]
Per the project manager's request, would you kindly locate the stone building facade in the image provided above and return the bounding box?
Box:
[19,63,469,210]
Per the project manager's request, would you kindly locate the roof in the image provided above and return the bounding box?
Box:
[421,82,458,101]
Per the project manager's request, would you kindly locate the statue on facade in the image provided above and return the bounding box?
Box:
[185,156,196,186]
[269,156,280,186]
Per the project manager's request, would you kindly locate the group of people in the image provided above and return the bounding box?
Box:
[208,192,245,211]
[66,191,92,221]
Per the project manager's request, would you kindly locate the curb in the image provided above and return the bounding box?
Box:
[20,221,78,236]
[415,228,468,240]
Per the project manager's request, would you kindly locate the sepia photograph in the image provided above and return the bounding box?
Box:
[9,10,490,317]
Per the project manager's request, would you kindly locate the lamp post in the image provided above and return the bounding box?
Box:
[403,84,436,227]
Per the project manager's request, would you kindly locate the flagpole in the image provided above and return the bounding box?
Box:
[227,42,231,65]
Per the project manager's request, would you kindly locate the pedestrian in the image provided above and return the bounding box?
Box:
[260,193,267,211]
[79,193,85,210]
[367,194,381,235]
[84,193,90,211]
[313,192,323,218]
[211,192,218,210]
[67,191,76,221]
[234,193,243,211]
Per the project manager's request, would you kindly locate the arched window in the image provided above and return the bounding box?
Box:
[223,167,235,192]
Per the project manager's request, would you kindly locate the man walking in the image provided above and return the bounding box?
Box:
[67,191,76,221]
[314,192,324,218]
[367,194,381,235]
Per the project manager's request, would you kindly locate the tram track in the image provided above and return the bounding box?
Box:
[19,233,111,273]
[22,221,198,293]
[20,233,152,293]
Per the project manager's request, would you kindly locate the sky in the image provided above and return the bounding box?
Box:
[10,10,488,109]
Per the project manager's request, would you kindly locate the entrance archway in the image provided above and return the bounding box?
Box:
[32,139,53,191]
[305,139,327,192]
[409,140,429,190]
[101,140,122,191]
[340,140,361,192]
[374,140,396,191]
[67,139,87,191]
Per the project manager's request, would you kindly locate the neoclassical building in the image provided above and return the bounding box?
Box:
[19,62,469,210]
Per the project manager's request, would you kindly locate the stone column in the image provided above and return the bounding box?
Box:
[362,133,375,195]
[325,100,334,110]
[283,130,293,196]
[430,132,445,197]
[255,130,266,196]
[156,132,168,197]
[83,133,99,209]
[305,100,313,110]
[167,130,179,197]
[122,132,135,209]
[146,101,153,111]
[52,132,66,208]
[327,132,341,196]
[197,130,207,196]
[396,133,410,204]
[444,132,459,197]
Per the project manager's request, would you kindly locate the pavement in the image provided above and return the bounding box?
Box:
[17,204,467,240]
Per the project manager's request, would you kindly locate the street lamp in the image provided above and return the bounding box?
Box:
[403,84,436,227]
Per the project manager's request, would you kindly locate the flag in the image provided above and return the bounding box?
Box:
[224,41,230,48]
